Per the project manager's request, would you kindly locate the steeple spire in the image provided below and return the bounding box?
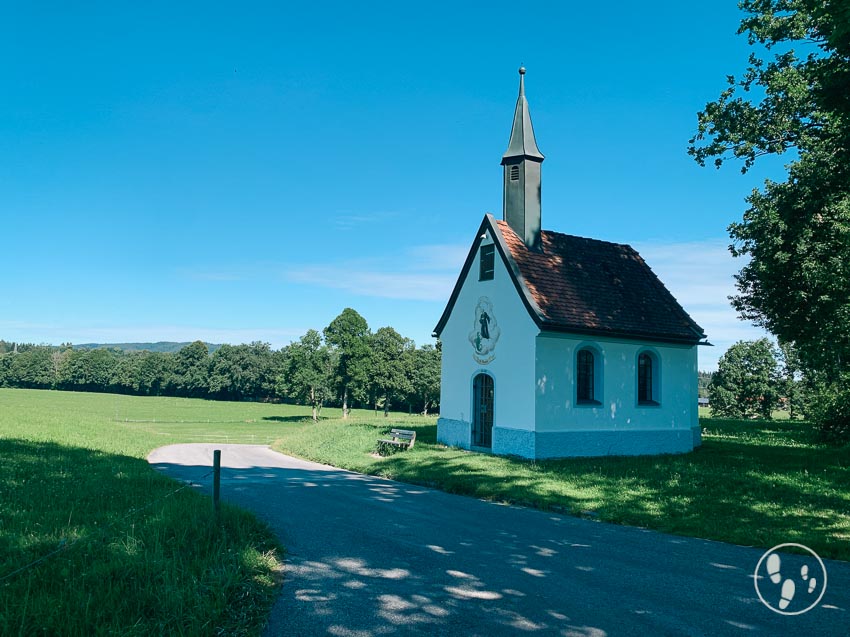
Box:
[501,67,544,251]
[502,67,544,162]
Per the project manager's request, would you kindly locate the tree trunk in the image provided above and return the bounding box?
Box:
[342,386,349,420]
[311,386,317,422]
[383,393,390,417]
[422,401,429,417]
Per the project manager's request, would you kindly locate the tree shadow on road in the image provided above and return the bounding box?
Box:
[150,453,850,637]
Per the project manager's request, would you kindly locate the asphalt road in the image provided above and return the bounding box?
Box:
[148,444,849,636]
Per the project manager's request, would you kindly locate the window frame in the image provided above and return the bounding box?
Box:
[637,350,660,406]
[576,347,601,406]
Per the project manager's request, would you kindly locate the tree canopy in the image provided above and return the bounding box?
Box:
[324,308,372,419]
[369,327,414,416]
[709,339,781,419]
[409,344,441,416]
[282,330,336,422]
[689,1,850,381]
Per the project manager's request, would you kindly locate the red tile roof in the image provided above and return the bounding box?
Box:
[495,219,705,343]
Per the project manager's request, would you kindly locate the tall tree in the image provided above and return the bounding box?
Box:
[689,1,850,380]
[283,330,335,422]
[709,339,780,419]
[207,342,278,401]
[110,351,143,394]
[169,341,210,398]
[135,351,173,396]
[324,309,371,419]
[369,327,414,417]
[409,344,441,415]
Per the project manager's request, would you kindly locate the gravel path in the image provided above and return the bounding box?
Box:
[148,443,849,636]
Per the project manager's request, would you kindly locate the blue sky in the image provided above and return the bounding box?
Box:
[1,2,784,370]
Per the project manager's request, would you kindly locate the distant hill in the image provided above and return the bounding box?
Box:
[73,342,223,354]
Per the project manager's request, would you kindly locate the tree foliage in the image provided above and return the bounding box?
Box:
[169,341,211,398]
[207,343,279,402]
[324,308,372,419]
[807,373,850,443]
[409,344,441,415]
[369,327,414,416]
[282,330,335,422]
[709,339,780,419]
[8,348,56,389]
[58,348,119,392]
[689,1,850,383]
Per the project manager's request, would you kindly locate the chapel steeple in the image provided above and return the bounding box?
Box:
[501,67,544,251]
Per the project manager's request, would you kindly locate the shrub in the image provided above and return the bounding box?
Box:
[809,376,850,444]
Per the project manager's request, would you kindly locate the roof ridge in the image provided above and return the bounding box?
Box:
[496,219,631,250]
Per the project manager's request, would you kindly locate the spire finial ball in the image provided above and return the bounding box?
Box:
[519,66,526,75]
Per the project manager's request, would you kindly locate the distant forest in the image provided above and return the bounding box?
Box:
[73,341,224,354]
[0,309,441,416]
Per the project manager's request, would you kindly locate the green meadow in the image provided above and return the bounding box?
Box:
[0,388,292,636]
[2,388,848,635]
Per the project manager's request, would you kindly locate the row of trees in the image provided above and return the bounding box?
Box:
[0,309,441,420]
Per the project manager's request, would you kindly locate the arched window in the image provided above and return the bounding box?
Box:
[577,349,596,403]
[638,352,659,405]
[510,165,519,181]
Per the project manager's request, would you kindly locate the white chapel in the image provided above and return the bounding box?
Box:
[433,68,707,459]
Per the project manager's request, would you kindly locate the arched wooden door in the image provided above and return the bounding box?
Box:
[472,373,494,448]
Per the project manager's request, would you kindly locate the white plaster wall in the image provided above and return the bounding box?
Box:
[535,333,699,433]
[439,233,539,431]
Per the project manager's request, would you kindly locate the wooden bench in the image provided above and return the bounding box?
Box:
[377,428,416,455]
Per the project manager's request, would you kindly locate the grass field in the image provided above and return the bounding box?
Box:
[3,388,848,635]
[273,412,850,562]
[0,388,292,636]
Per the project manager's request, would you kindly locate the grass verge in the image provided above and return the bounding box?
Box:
[0,389,286,636]
[272,413,850,561]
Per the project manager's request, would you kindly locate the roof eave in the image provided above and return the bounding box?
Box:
[433,214,546,338]
[538,322,705,346]
[433,216,492,338]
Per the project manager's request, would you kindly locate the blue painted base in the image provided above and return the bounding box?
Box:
[437,418,471,449]
[534,429,695,458]
[439,420,697,459]
[492,427,535,458]
[691,425,702,448]
[489,427,696,459]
